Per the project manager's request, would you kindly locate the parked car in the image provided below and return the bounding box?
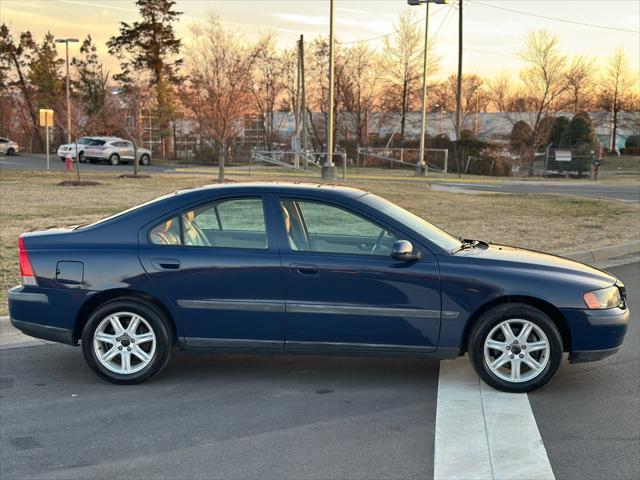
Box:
[8,184,629,391]
[56,136,119,163]
[83,138,151,166]
[0,137,19,155]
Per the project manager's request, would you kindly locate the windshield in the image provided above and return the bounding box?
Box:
[358,193,461,252]
[77,137,93,144]
[88,139,106,146]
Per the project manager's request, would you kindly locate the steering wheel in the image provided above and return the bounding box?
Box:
[370,230,387,254]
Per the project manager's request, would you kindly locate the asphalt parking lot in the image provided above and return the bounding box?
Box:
[0,153,173,174]
[1,261,637,479]
[433,181,640,203]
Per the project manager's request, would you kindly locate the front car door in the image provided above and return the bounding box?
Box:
[138,194,286,349]
[276,196,441,354]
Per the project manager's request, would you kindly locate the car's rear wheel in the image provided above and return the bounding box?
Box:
[468,303,562,393]
[109,154,119,166]
[140,154,150,166]
[81,299,172,384]
[7,148,15,156]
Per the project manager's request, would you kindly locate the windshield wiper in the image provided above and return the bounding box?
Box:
[451,237,489,254]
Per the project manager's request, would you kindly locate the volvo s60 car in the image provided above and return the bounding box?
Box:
[8,184,629,391]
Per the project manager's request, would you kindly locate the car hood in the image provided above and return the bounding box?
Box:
[458,244,617,288]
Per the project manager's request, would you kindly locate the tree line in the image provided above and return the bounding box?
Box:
[1,0,638,173]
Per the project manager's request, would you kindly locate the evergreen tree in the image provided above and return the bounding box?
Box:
[547,116,569,147]
[107,0,182,156]
[561,111,597,152]
[72,35,109,117]
[28,32,63,110]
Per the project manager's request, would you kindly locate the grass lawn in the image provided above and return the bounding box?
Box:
[1,168,638,315]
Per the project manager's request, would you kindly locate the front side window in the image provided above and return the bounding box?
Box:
[280,199,398,256]
[182,198,267,249]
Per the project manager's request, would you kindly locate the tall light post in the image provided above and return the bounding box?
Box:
[322,0,338,180]
[454,0,463,178]
[55,38,79,145]
[408,0,447,177]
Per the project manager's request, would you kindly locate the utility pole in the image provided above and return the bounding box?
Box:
[322,0,337,180]
[55,38,79,145]
[408,0,447,177]
[300,35,308,167]
[453,0,463,178]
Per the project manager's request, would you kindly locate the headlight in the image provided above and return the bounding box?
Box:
[583,286,623,309]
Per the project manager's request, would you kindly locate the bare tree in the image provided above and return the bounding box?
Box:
[184,14,261,182]
[380,9,434,143]
[338,42,382,150]
[565,54,596,112]
[598,49,634,152]
[252,33,286,150]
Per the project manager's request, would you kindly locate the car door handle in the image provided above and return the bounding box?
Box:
[151,258,181,270]
[290,263,319,276]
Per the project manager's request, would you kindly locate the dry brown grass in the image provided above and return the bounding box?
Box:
[1,168,638,315]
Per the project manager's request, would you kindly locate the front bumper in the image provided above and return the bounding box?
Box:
[561,306,630,363]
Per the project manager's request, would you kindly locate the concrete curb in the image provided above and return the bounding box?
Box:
[564,240,640,264]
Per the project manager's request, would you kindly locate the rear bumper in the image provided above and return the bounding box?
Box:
[9,318,76,345]
[8,286,78,346]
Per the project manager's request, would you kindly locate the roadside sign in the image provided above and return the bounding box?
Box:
[39,109,54,127]
[555,149,571,162]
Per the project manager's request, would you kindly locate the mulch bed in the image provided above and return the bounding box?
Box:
[118,174,152,179]
[57,180,102,187]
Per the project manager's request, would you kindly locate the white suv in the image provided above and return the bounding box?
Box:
[83,138,152,166]
[57,136,119,163]
[0,137,19,155]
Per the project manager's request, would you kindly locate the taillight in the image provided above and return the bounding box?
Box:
[18,236,37,286]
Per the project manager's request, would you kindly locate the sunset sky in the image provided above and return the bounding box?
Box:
[1,0,638,79]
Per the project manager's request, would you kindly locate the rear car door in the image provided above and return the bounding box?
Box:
[138,194,286,349]
[277,197,441,353]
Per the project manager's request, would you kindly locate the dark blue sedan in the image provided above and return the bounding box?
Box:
[8,183,629,391]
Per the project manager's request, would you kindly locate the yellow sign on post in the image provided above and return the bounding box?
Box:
[39,109,54,127]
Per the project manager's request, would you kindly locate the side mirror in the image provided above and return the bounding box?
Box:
[391,240,421,261]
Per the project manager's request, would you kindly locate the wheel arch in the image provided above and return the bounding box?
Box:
[74,288,176,342]
[460,295,572,354]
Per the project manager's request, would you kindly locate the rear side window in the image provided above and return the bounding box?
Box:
[149,216,181,245]
[183,198,267,249]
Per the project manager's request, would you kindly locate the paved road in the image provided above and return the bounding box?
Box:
[0,262,638,479]
[434,181,640,203]
[0,153,173,174]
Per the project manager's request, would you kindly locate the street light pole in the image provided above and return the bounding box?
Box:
[454,0,463,178]
[408,0,447,177]
[322,0,338,180]
[55,38,79,145]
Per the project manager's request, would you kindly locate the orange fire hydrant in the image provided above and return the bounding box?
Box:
[65,153,74,171]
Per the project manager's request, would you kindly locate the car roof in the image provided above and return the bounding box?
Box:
[172,182,368,200]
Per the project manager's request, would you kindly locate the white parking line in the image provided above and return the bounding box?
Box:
[434,358,555,480]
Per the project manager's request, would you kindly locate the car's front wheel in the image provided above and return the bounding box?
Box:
[109,154,119,166]
[81,299,172,384]
[468,303,562,393]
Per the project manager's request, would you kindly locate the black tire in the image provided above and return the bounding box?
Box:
[81,298,173,385]
[78,151,85,163]
[140,154,150,166]
[109,154,119,166]
[7,148,15,156]
[467,303,562,393]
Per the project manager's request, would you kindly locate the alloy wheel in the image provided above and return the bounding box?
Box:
[483,318,550,383]
[93,311,157,375]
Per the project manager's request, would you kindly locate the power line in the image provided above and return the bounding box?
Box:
[341,4,450,45]
[470,0,639,34]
